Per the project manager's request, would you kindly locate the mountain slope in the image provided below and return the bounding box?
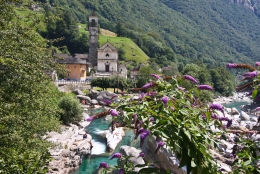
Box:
[41,0,260,66]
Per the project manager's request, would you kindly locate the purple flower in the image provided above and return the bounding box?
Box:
[227,63,237,68]
[219,117,230,122]
[86,116,94,122]
[138,92,146,100]
[138,152,146,158]
[246,90,253,96]
[102,99,112,105]
[157,141,165,148]
[226,119,232,127]
[140,130,150,147]
[256,107,260,111]
[150,74,160,79]
[219,117,232,127]
[155,141,165,153]
[142,82,153,89]
[110,109,119,116]
[178,87,185,90]
[170,107,174,111]
[161,96,169,105]
[256,62,260,66]
[242,70,258,79]
[211,113,219,119]
[209,103,224,113]
[149,117,155,122]
[182,75,198,84]
[99,162,109,169]
[147,91,158,97]
[110,152,122,160]
[119,168,124,174]
[197,84,213,91]
[110,95,117,100]
[137,128,144,135]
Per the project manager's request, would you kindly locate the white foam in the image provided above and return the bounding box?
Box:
[91,140,106,155]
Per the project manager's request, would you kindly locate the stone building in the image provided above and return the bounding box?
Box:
[88,11,98,67]
[88,11,127,79]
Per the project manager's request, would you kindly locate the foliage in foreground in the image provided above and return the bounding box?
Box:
[0,0,62,173]
[226,62,260,173]
[96,74,234,174]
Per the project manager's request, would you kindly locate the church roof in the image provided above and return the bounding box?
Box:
[90,11,97,17]
[73,53,88,59]
[98,42,117,51]
[54,53,91,65]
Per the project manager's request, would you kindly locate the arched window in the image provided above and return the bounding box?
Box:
[106,53,109,57]
[91,19,96,27]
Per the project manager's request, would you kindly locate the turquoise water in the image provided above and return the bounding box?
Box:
[70,108,138,174]
[223,101,249,111]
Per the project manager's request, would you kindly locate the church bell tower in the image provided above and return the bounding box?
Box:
[88,11,98,67]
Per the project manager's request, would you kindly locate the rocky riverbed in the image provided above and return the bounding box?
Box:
[46,89,259,173]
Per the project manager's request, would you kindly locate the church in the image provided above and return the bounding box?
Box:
[54,11,127,81]
[88,11,127,79]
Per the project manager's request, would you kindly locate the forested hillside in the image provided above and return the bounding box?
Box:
[36,0,260,68]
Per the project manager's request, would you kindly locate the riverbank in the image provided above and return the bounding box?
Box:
[45,104,105,174]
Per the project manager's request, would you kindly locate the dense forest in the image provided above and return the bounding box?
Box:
[35,0,260,68]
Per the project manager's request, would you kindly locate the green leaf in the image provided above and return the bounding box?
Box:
[191,159,197,167]
[252,89,258,99]
[179,108,189,116]
[205,111,211,121]
[184,129,191,141]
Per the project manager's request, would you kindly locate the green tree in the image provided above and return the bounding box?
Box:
[0,0,62,173]
[58,95,83,125]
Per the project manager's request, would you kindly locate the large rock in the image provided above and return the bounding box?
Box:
[230,107,239,115]
[120,146,145,166]
[106,127,125,151]
[240,111,250,121]
[72,89,84,95]
[90,99,98,105]
[88,89,99,99]
[96,91,117,105]
[47,123,93,174]
[142,136,186,174]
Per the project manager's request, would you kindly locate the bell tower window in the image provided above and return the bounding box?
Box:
[106,53,109,57]
[91,19,96,27]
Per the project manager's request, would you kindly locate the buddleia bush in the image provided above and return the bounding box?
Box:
[58,95,83,125]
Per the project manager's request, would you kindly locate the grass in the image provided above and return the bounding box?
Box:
[78,23,88,34]
[15,7,46,32]
[99,36,149,64]
[100,29,117,37]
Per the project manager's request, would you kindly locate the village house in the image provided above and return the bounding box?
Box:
[55,53,91,81]
[130,63,145,79]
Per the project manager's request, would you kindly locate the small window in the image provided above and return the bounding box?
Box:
[74,73,76,77]
[74,65,76,68]
[67,73,70,77]
[106,53,109,57]
[67,65,69,68]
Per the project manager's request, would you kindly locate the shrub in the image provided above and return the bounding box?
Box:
[58,95,83,125]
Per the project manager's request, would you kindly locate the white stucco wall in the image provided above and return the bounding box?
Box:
[98,51,118,60]
[97,60,117,72]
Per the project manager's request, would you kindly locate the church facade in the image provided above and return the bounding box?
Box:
[87,11,127,79]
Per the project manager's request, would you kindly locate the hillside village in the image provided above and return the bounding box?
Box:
[54,11,147,82]
[1,1,260,174]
